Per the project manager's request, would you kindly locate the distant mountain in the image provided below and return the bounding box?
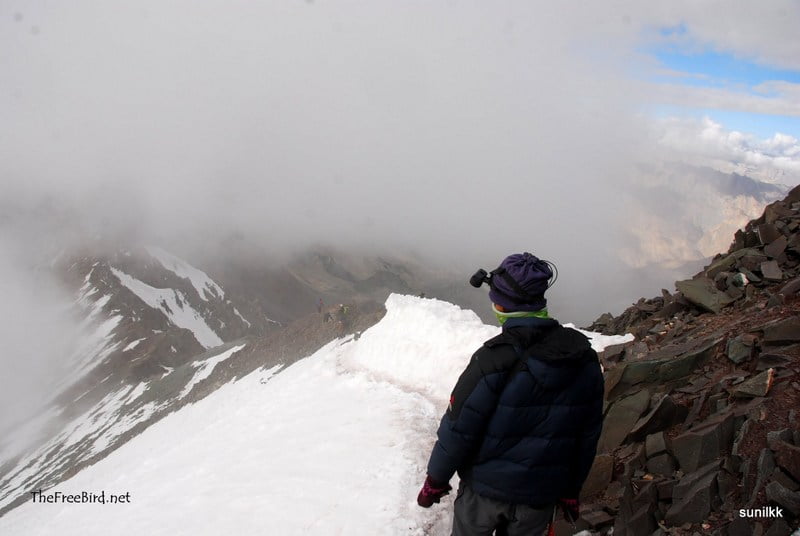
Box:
[620,162,789,270]
[0,245,420,515]
[0,163,793,522]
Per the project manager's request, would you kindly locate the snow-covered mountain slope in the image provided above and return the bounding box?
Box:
[0,295,631,536]
[0,247,264,515]
[1,242,454,517]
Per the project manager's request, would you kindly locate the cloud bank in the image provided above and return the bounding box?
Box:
[2,1,799,352]
[655,116,800,183]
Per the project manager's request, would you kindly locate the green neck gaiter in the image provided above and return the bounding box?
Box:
[492,304,549,325]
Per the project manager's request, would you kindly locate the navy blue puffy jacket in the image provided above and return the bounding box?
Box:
[426,316,603,505]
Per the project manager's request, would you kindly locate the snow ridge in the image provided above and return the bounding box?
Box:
[110,267,223,349]
[180,344,247,398]
[145,247,224,301]
[0,295,632,535]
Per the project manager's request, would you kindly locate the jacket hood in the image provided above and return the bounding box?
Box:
[498,316,596,390]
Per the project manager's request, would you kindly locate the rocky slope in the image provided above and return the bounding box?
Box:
[576,186,800,535]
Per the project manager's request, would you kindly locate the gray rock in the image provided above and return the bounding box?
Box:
[647,453,676,476]
[774,440,800,482]
[657,479,676,501]
[726,517,753,536]
[708,392,726,406]
[676,377,710,394]
[779,276,800,296]
[763,316,800,345]
[732,369,774,398]
[665,464,719,526]
[621,444,647,481]
[705,253,740,279]
[741,253,769,272]
[772,467,800,492]
[582,509,613,529]
[632,480,658,512]
[673,412,734,472]
[766,429,794,450]
[581,453,614,498]
[765,201,794,224]
[649,322,667,334]
[767,293,786,307]
[757,353,793,371]
[684,392,707,429]
[673,460,720,499]
[628,503,657,535]
[600,341,631,363]
[609,337,721,399]
[764,236,788,258]
[675,278,735,313]
[742,458,753,498]
[765,481,800,516]
[757,223,782,245]
[748,448,776,505]
[714,270,732,291]
[726,335,754,364]
[760,260,784,281]
[646,432,668,458]
[717,468,737,502]
[598,389,651,453]
[629,395,687,442]
[764,518,792,536]
[726,285,745,300]
[732,419,753,460]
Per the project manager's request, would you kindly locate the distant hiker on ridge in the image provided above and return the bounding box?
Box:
[416,252,604,535]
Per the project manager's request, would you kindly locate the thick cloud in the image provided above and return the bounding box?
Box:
[1,3,653,260]
[655,116,800,182]
[1,2,798,386]
[641,1,800,70]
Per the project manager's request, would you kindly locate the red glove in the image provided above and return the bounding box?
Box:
[559,498,580,523]
[416,475,452,508]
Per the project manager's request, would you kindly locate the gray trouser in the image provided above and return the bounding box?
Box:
[451,482,555,536]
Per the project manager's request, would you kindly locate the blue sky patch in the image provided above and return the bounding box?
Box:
[642,40,800,139]
[653,49,800,89]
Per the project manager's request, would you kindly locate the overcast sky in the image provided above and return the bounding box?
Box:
[2,3,800,421]
[3,2,799,256]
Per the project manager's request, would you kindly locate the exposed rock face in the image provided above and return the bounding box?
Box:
[585,187,800,535]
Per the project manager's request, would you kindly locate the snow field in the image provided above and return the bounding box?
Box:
[0,295,633,535]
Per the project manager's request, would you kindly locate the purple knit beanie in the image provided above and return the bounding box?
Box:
[488,252,554,312]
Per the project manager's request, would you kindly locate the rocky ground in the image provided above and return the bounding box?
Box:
[572,186,800,535]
